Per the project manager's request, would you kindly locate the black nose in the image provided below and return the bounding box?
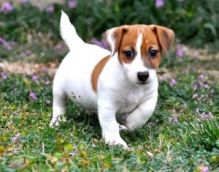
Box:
[137,71,149,82]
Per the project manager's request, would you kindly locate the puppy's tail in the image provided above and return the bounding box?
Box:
[60,11,84,50]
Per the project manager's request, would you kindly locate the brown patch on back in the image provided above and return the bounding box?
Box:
[91,55,110,93]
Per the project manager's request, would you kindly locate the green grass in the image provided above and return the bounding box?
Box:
[0,62,218,171]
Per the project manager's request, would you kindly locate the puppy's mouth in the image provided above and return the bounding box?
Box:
[136,78,152,85]
[137,81,148,85]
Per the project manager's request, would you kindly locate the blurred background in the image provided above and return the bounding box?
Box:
[0,0,219,62]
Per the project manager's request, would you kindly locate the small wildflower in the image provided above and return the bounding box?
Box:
[0,37,14,50]
[45,4,54,13]
[198,165,209,172]
[11,133,21,144]
[193,74,209,91]
[42,66,48,73]
[0,37,5,44]
[176,45,185,57]
[68,0,77,9]
[195,108,213,121]
[193,81,203,90]
[23,50,32,56]
[169,79,176,87]
[198,74,205,82]
[29,91,38,101]
[90,38,108,50]
[0,72,8,79]
[0,2,13,13]
[32,74,39,82]
[200,112,213,121]
[155,0,165,8]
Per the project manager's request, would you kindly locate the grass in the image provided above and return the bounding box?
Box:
[0,55,219,171]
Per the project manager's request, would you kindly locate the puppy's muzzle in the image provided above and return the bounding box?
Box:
[137,71,149,83]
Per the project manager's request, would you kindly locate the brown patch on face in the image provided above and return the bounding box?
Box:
[141,25,162,69]
[117,25,161,68]
[106,24,174,69]
[149,25,175,55]
[91,55,110,93]
[117,25,140,64]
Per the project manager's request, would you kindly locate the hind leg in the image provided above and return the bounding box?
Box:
[50,88,66,127]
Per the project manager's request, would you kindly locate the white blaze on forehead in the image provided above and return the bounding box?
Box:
[132,32,146,71]
[123,32,150,84]
[136,32,143,54]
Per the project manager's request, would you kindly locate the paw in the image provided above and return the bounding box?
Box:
[119,124,128,131]
[49,115,61,128]
[103,132,129,149]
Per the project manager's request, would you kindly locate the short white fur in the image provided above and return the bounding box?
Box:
[50,11,159,149]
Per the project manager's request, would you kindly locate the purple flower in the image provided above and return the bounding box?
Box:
[176,45,185,57]
[90,38,109,50]
[45,4,54,13]
[195,108,213,121]
[169,79,176,87]
[0,72,8,79]
[0,37,5,44]
[198,74,205,82]
[0,2,13,13]
[193,74,209,90]
[0,37,13,50]
[32,74,39,82]
[200,113,213,121]
[29,91,38,101]
[24,50,32,56]
[199,166,209,172]
[68,0,77,9]
[155,0,165,8]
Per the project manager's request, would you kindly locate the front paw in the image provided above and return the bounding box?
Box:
[119,124,128,131]
[49,115,61,128]
[117,114,129,127]
[103,132,129,149]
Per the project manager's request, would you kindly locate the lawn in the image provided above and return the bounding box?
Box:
[0,1,219,171]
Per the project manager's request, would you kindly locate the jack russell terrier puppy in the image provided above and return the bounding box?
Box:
[50,11,174,149]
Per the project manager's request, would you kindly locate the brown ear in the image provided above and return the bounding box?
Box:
[105,25,128,56]
[149,25,175,55]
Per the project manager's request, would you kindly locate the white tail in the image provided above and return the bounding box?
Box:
[60,11,84,50]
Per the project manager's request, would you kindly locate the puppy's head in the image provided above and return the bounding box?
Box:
[105,25,174,85]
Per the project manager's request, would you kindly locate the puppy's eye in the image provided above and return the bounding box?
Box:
[123,50,136,59]
[149,49,158,58]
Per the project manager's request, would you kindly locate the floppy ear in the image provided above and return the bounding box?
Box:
[149,25,175,55]
[105,25,128,56]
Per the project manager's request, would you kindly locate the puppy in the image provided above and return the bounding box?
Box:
[50,11,174,149]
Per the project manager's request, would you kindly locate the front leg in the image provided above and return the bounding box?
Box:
[98,100,128,149]
[124,96,157,130]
